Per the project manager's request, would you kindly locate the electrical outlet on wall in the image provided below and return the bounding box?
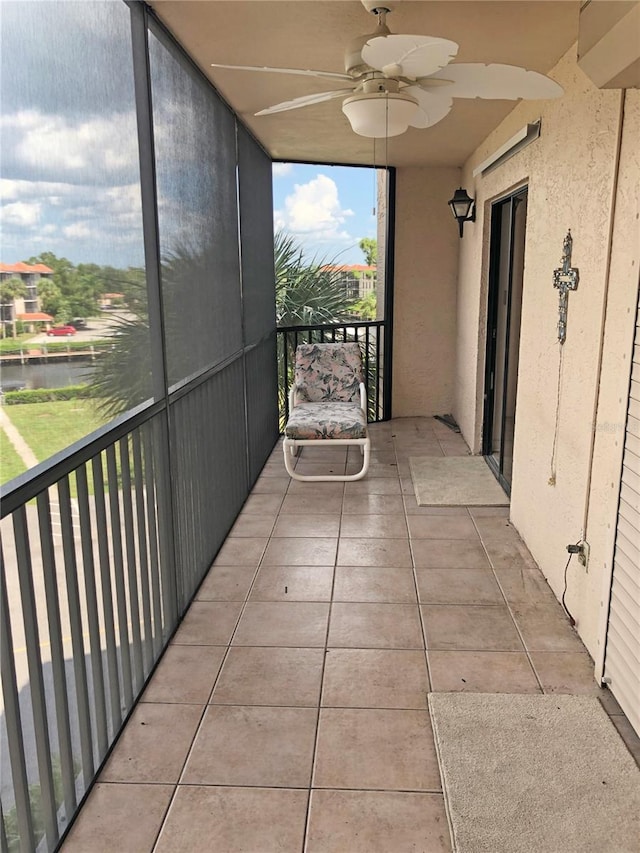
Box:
[578,540,590,570]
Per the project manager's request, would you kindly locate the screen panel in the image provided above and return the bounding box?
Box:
[0,0,153,476]
[148,25,242,390]
[237,125,276,346]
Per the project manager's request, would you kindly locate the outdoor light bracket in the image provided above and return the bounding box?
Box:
[448,187,476,238]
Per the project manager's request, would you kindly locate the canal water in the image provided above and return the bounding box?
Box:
[0,360,95,391]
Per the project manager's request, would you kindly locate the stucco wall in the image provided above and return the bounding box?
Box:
[454,44,640,660]
[392,166,460,416]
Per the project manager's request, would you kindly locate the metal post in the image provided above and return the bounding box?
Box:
[118,437,144,691]
[57,477,95,787]
[11,508,58,850]
[91,455,122,733]
[0,548,36,853]
[36,491,78,817]
[74,466,109,760]
[131,429,154,671]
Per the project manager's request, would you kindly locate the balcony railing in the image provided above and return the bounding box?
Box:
[1,328,278,852]
[0,404,176,853]
[2,323,377,850]
[276,320,389,430]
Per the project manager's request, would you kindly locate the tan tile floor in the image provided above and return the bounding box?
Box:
[62,418,640,853]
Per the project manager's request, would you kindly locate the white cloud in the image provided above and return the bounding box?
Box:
[62,206,95,220]
[0,178,76,202]
[272,163,293,177]
[104,183,142,216]
[0,175,145,266]
[0,110,43,131]
[63,222,93,239]
[274,174,354,254]
[0,201,41,227]
[5,109,139,183]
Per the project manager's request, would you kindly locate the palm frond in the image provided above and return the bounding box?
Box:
[275,230,355,327]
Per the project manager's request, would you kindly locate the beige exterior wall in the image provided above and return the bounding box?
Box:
[453,43,640,661]
[392,166,461,416]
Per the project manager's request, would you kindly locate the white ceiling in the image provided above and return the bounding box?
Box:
[149,1,580,167]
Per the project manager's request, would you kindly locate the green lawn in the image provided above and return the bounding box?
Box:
[0,337,113,354]
[0,334,35,353]
[0,429,27,484]
[4,400,108,466]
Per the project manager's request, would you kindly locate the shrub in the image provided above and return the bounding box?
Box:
[42,339,112,353]
[3,755,79,853]
[3,385,95,405]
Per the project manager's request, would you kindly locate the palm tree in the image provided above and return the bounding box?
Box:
[91,233,359,421]
[90,308,152,418]
[91,243,219,417]
[273,231,381,429]
[275,231,355,327]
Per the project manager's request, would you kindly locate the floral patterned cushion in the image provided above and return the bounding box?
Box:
[285,402,368,440]
[294,343,364,403]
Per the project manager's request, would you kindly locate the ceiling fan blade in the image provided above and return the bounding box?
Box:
[427,63,563,99]
[211,63,353,82]
[362,34,458,79]
[255,88,355,116]
[404,86,453,128]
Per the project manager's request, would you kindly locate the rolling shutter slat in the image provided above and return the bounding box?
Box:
[604,295,640,737]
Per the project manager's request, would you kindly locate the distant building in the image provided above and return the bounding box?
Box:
[322,264,377,301]
[0,261,53,332]
[99,292,126,309]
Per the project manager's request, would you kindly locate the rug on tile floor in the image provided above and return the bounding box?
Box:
[409,456,509,506]
[428,693,640,853]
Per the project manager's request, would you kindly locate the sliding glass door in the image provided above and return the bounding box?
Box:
[483,188,528,493]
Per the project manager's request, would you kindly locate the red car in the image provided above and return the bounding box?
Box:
[47,325,77,337]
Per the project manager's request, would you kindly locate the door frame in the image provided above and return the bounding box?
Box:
[482,186,528,495]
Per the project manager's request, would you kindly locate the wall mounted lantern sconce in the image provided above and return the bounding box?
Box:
[448,187,476,237]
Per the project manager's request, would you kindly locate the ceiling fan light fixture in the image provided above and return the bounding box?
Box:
[342,91,419,138]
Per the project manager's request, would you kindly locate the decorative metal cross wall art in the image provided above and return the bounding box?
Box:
[552,230,579,344]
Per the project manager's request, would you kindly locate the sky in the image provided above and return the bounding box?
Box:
[0,1,144,268]
[0,2,377,271]
[272,163,378,267]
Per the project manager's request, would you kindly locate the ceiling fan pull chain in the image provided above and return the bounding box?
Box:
[385,99,389,167]
[372,135,377,215]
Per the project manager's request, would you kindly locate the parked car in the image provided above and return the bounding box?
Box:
[71,318,88,330]
[46,325,77,337]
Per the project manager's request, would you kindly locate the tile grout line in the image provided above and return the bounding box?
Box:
[398,432,435,701]
[150,469,287,852]
[153,431,519,850]
[396,428,451,828]
[468,512,546,694]
[153,445,330,852]
[149,575,263,850]
[300,454,344,853]
[75,426,633,850]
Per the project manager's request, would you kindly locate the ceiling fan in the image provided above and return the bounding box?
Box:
[211,0,563,139]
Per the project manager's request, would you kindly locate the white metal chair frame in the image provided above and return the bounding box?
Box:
[282,344,371,482]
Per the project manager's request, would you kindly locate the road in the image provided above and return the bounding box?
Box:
[27,312,135,346]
